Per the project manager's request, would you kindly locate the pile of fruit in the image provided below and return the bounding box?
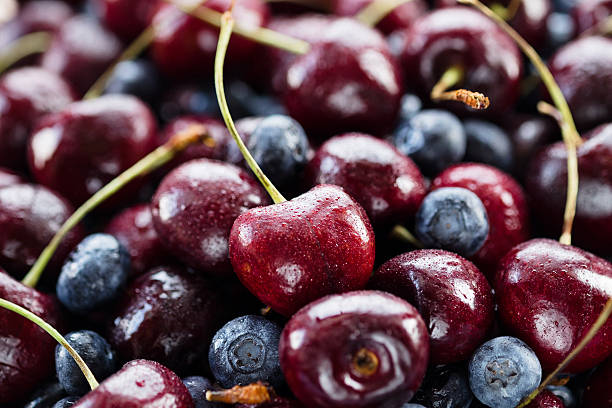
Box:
[0,0,611,407]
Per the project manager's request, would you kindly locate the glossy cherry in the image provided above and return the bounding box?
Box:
[108,266,224,374]
[152,159,270,277]
[432,163,530,278]
[0,67,76,171]
[94,0,159,40]
[526,123,612,255]
[230,184,375,316]
[372,249,494,364]
[306,133,426,229]
[331,0,427,34]
[0,167,23,188]
[0,269,62,404]
[495,238,612,372]
[525,390,566,408]
[280,290,429,408]
[401,7,523,116]
[571,0,612,34]
[582,356,612,408]
[0,183,84,279]
[72,360,193,407]
[28,94,158,207]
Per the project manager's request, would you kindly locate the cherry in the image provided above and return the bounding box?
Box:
[28,94,158,207]
[0,67,76,171]
[506,114,556,180]
[372,249,494,364]
[0,167,23,188]
[108,266,224,375]
[150,0,270,77]
[401,7,523,116]
[582,356,612,408]
[526,123,612,255]
[0,183,84,279]
[571,0,612,34]
[72,360,193,407]
[432,163,530,278]
[93,0,159,40]
[305,133,426,229]
[151,159,270,277]
[280,290,429,407]
[40,16,122,95]
[104,204,171,277]
[229,184,375,316]
[525,390,566,408]
[495,238,612,373]
[548,35,612,131]
[331,0,427,33]
[0,269,62,404]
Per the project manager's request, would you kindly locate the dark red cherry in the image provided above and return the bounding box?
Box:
[41,16,122,95]
[0,269,62,404]
[548,36,612,131]
[401,7,523,116]
[28,94,158,207]
[104,204,171,277]
[331,0,427,33]
[571,0,612,34]
[280,290,429,408]
[432,163,530,278]
[0,67,76,171]
[108,266,224,374]
[93,0,160,40]
[73,359,193,407]
[496,238,612,372]
[305,133,426,229]
[0,183,84,279]
[150,0,269,77]
[152,159,270,277]
[526,390,565,408]
[230,184,375,316]
[526,123,612,255]
[279,18,403,137]
[372,249,494,364]
[0,167,22,188]
[583,356,612,408]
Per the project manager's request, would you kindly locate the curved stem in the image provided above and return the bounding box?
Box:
[21,125,210,288]
[356,0,414,27]
[0,297,99,390]
[391,225,424,249]
[430,65,490,110]
[490,0,521,21]
[214,12,286,204]
[0,32,51,75]
[207,382,273,404]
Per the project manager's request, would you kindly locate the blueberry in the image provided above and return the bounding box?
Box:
[208,315,283,388]
[55,330,117,396]
[397,93,423,123]
[416,187,489,256]
[56,234,130,314]
[468,336,542,408]
[464,120,514,173]
[23,381,66,408]
[547,385,576,408]
[228,81,287,117]
[547,13,575,50]
[182,376,222,408]
[52,396,80,408]
[158,84,220,122]
[412,364,473,408]
[402,404,426,408]
[104,60,162,104]
[393,109,465,177]
[247,115,309,187]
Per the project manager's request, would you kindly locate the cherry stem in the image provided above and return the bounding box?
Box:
[490,0,521,21]
[0,31,51,75]
[430,65,490,110]
[206,382,273,404]
[356,0,414,27]
[0,297,99,390]
[21,124,211,288]
[214,11,286,204]
[516,298,612,408]
[458,0,582,244]
[391,225,424,249]
[164,0,310,55]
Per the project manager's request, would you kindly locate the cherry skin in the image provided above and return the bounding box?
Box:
[28,94,158,207]
[280,290,429,408]
[548,36,612,131]
[331,0,427,34]
[372,249,494,364]
[108,266,224,375]
[432,163,530,278]
[152,159,270,277]
[0,183,84,279]
[0,67,76,171]
[229,184,375,316]
[571,0,612,34]
[0,167,23,188]
[305,133,426,229]
[582,356,612,408]
[104,204,171,277]
[401,7,523,116]
[0,269,62,404]
[72,360,193,407]
[93,0,160,40]
[525,390,566,408]
[495,238,612,373]
[526,123,612,255]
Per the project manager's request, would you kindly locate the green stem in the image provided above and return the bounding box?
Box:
[21,125,210,288]
[356,0,414,27]
[214,12,286,204]
[391,225,424,249]
[430,65,464,99]
[0,32,51,75]
[0,297,99,390]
